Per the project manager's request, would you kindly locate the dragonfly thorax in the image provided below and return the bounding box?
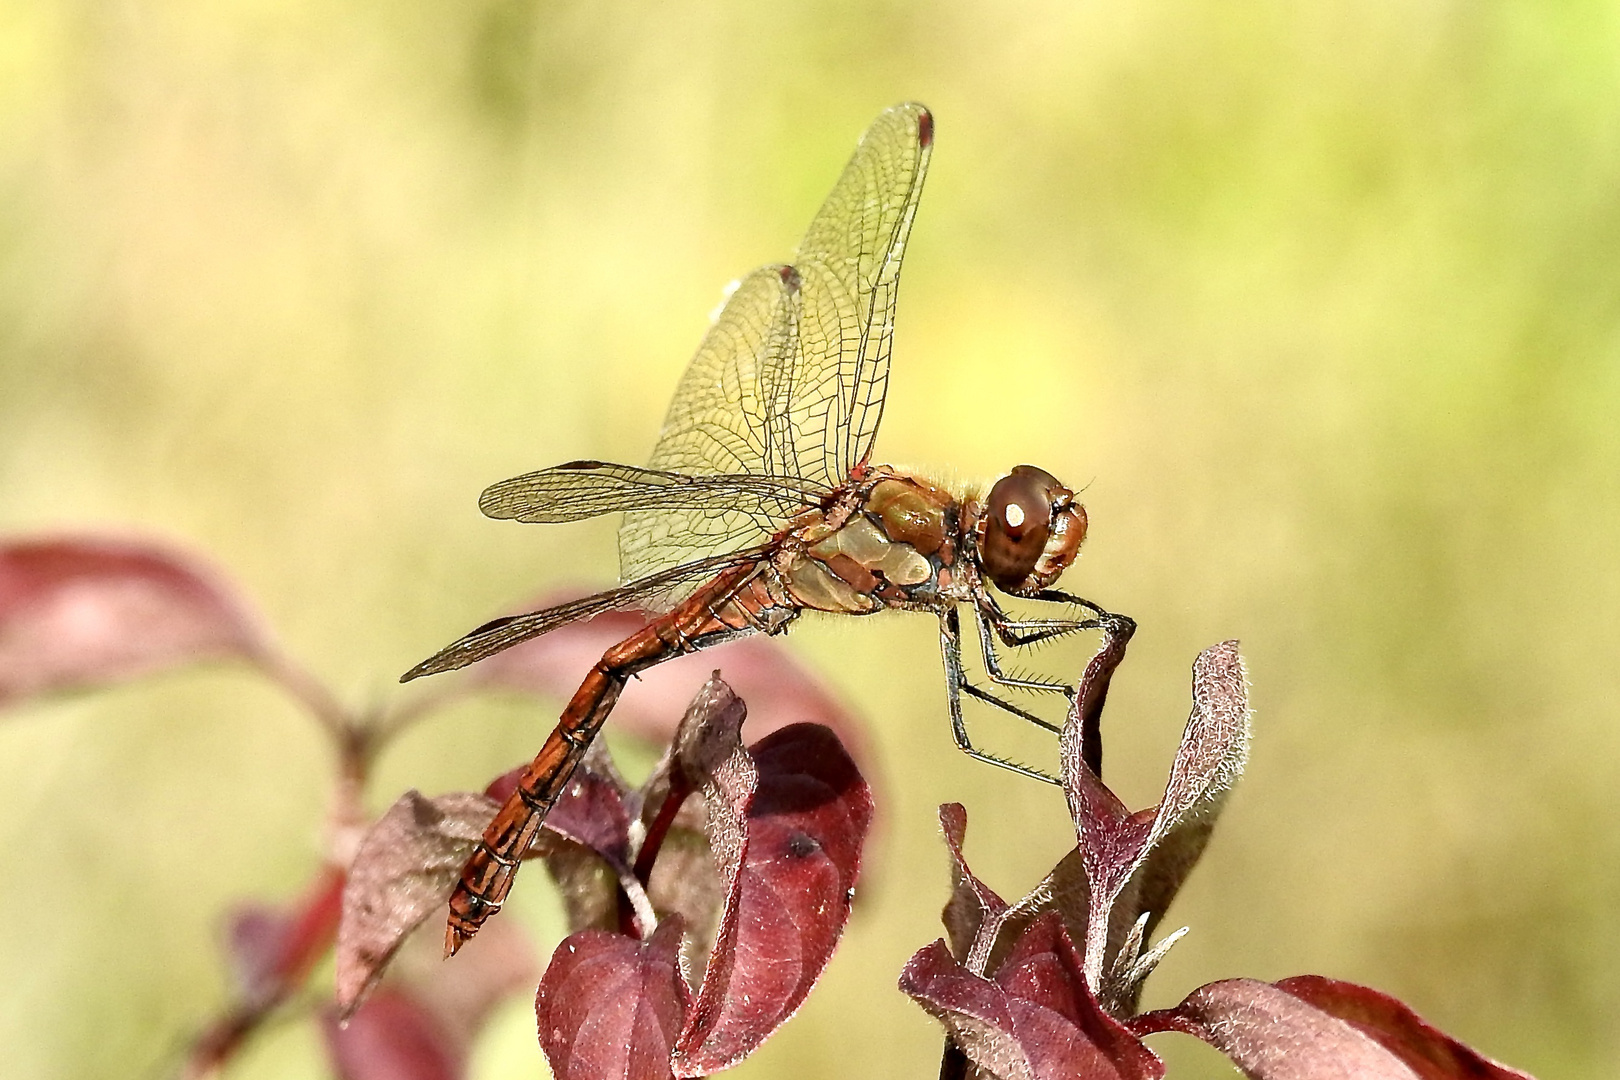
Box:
[776,470,962,614]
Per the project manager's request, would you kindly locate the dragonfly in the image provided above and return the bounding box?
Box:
[404,103,1121,957]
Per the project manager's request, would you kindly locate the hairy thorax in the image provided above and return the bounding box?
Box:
[775,468,974,615]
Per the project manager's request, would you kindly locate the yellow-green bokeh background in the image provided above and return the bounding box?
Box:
[3,2,1618,1077]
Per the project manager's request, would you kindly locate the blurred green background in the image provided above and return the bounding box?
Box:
[3,1,1618,1077]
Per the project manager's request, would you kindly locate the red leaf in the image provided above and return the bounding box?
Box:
[633,673,753,861]
[225,865,345,1008]
[937,802,1010,971]
[322,989,462,1080]
[0,537,265,708]
[1059,641,1249,1007]
[667,670,753,785]
[936,804,1093,997]
[672,723,873,1076]
[471,603,870,767]
[631,676,750,947]
[1273,977,1536,1080]
[336,791,497,1015]
[536,919,691,1080]
[382,915,541,1055]
[900,912,1164,1080]
[1131,977,1537,1080]
[227,906,291,1005]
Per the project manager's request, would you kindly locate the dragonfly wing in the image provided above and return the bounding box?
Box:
[782,103,933,489]
[618,104,932,592]
[481,460,823,524]
[401,547,769,680]
[622,266,818,589]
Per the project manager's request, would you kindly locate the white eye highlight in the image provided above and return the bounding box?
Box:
[1004,502,1025,529]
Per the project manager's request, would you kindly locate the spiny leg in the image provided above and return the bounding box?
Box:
[959,680,1063,735]
[973,595,1139,779]
[1026,588,1110,617]
[939,609,1061,784]
[977,591,1111,648]
[972,604,1079,700]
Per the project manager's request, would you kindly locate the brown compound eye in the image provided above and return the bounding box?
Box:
[980,466,1058,592]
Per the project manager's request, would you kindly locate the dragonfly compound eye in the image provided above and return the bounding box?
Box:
[978,465,1087,595]
[980,467,1055,591]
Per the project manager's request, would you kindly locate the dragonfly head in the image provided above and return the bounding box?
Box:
[975,465,1088,596]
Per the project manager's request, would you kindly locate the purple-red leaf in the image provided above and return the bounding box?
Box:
[1271,977,1535,1080]
[471,604,869,766]
[634,676,749,953]
[322,989,461,1080]
[0,537,266,708]
[939,805,1092,987]
[1130,977,1537,1080]
[937,802,1009,972]
[668,670,752,786]
[225,865,345,1009]
[1060,641,1249,1004]
[671,723,873,1076]
[336,791,496,1015]
[900,912,1164,1080]
[227,904,295,1006]
[536,919,691,1080]
[635,673,753,845]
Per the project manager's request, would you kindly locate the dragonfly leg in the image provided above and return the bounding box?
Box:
[968,598,1139,779]
[939,609,1061,784]
[959,680,1063,735]
[1026,589,1110,618]
[977,591,1134,649]
[972,598,1102,656]
[972,605,1078,700]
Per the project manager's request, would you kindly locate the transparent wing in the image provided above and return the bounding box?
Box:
[620,265,813,588]
[620,103,934,591]
[481,460,823,525]
[785,102,933,489]
[400,546,769,681]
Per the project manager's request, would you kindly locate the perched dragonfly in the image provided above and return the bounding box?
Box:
[405,103,1119,956]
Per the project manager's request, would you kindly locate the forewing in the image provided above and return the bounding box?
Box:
[786,102,933,489]
[617,103,932,591]
[621,267,810,588]
[400,548,767,681]
[480,461,822,525]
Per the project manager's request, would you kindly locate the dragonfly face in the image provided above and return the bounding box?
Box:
[973,466,1089,597]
